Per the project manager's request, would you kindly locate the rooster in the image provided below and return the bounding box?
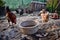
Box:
[6,7,16,26]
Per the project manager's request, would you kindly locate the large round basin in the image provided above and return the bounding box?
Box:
[19,20,39,35]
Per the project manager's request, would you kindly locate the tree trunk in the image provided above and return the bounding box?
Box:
[0,7,5,16]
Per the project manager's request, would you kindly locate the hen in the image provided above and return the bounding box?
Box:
[6,7,16,26]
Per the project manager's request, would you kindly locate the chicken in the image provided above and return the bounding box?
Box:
[6,7,16,26]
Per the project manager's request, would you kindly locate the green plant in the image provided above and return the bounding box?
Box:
[0,0,5,7]
[46,0,58,13]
